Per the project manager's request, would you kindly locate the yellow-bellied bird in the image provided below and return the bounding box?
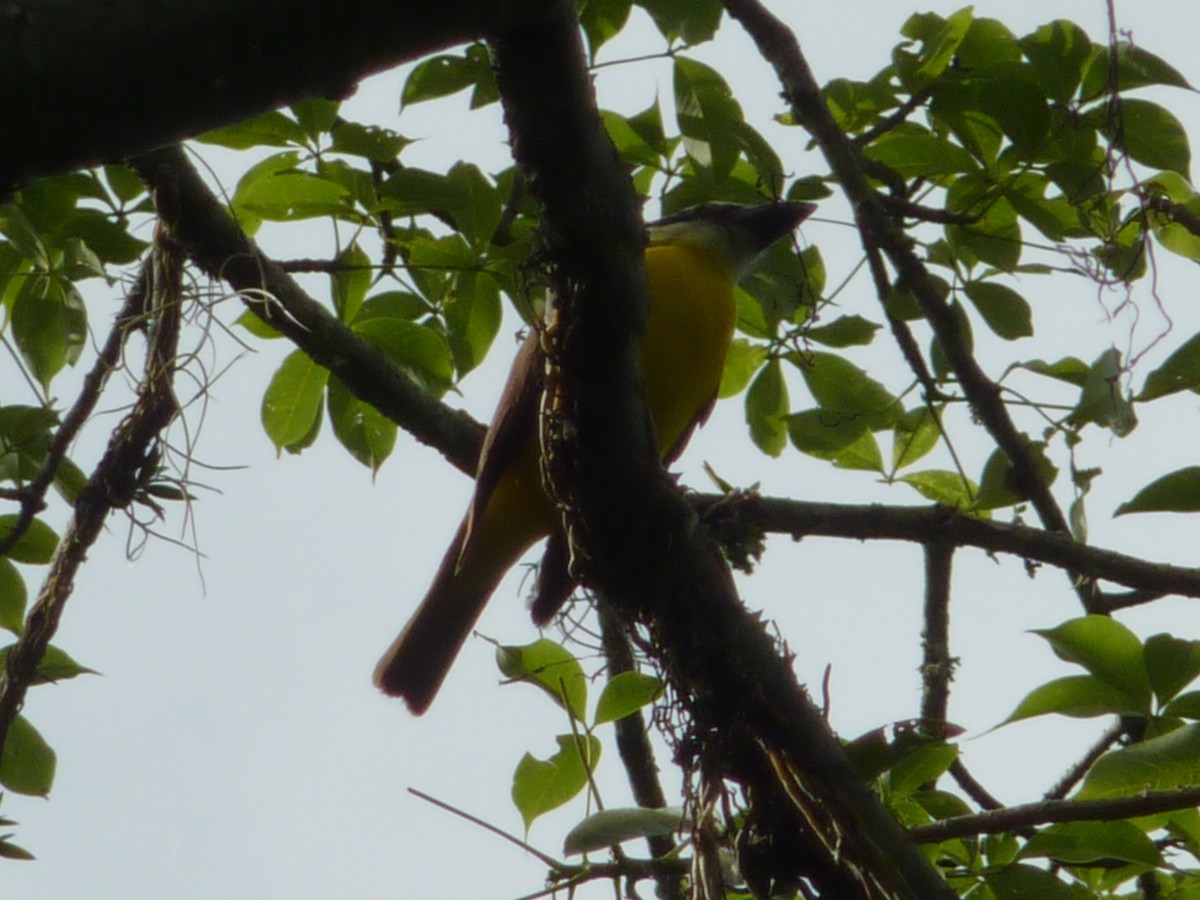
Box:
[375,201,816,714]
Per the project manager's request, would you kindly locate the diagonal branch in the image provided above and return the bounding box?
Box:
[490,3,955,897]
[722,0,1095,612]
[129,145,485,477]
[0,218,184,752]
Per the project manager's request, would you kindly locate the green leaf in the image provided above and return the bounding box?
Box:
[12,276,87,388]
[1070,347,1136,437]
[1033,616,1152,712]
[864,128,978,178]
[512,734,601,831]
[234,309,283,339]
[593,672,663,725]
[718,339,767,399]
[261,351,330,452]
[354,291,431,323]
[898,470,977,508]
[1081,41,1194,100]
[326,377,396,472]
[674,57,744,181]
[580,0,633,59]
[1001,674,1144,726]
[445,270,501,376]
[329,121,410,163]
[892,406,941,472]
[401,44,497,109]
[1106,99,1192,179]
[899,7,974,84]
[1163,691,1200,720]
[787,409,882,472]
[351,318,454,394]
[945,178,1022,271]
[0,643,100,685]
[102,164,147,204]
[963,282,1033,340]
[0,835,34,861]
[30,645,96,683]
[806,315,880,348]
[404,233,475,303]
[884,743,958,798]
[745,359,789,457]
[1145,634,1200,707]
[446,164,502,245]
[603,109,668,169]
[291,97,339,137]
[957,17,1022,71]
[563,807,683,855]
[1078,723,1200,798]
[196,110,308,149]
[234,170,349,222]
[1020,19,1093,104]
[798,351,899,429]
[1018,355,1091,387]
[0,516,59,565]
[0,560,26,634]
[986,863,1075,900]
[332,243,371,323]
[1020,821,1161,866]
[1138,331,1200,401]
[637,0,722,44]
[0,715,56,797]
[496,638,587,720]
[1116,466,1200,516]
[976,64,1051,159]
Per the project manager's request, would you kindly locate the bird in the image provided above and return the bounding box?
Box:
[374,200,817,714]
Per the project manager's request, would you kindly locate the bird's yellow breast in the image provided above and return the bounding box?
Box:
[640,241,737,454]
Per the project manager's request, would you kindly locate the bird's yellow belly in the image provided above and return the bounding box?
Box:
[467,242,736,574]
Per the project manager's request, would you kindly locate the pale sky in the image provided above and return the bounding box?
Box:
[7,2,1200,898]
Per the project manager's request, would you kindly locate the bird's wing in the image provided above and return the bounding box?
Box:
[461,327,543,555]
[662,389,718,466]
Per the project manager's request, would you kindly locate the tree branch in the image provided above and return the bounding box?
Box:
[0,267,150,560]
[722,0,1095,612]
[911,785,1200,843]
[0,0,536,189]
[0,215,183,751]
[128,145,485,476]
[697,494,1200,600]
[490,3,953,897]
[597,604,683,900]
[920,541,955,731]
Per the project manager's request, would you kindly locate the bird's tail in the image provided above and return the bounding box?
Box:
[373,518,500,715]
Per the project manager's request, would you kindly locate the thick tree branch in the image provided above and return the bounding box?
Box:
[128,145,485,476]
[490,3,953,898]
[722,0,1094,612]
[0,0,539,189]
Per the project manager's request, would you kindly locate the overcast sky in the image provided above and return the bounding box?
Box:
[7,2,1200,898]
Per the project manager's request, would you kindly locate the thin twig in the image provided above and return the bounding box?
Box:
[406,787,563,870]
[1043,720,1127,801]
